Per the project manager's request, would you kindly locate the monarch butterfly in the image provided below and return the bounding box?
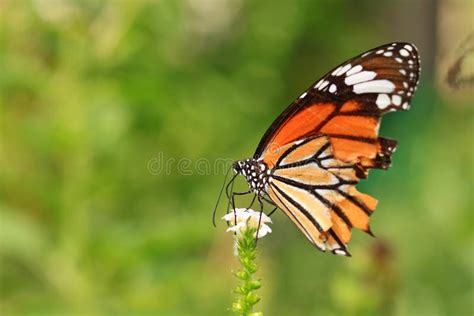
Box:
[217,42,421,256]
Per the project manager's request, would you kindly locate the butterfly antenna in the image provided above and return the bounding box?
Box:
[212,165,233,227]
[226,172,238,200]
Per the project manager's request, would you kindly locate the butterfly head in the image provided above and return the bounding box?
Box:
[233,158,270,194]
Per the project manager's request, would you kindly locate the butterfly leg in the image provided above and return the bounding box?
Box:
[267,207,277,217]
[226,179,236,225]
[245,194,257,211]
[230,190,252,226]
[259,195,277,216]
[254,198,266,246]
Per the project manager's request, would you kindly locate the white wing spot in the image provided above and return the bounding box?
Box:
[334,249,347,256]
[318,80,330,90]
[376,49,384,54]
[353,79,395,94]
[392,95,402,106]
[402,102,409,109]
[395,57,403,63]
[335,64,352,76]
[376,93,391,109]
[314,79,323,89]
[404,44,413,51]
[383,51,393,57]
[331,66,342,76]
[346,64,363,76]
[329,84,337,93]
[344,71,377,85]
[403,82,409,88]
[399,69,407,75]
[400,49,409,57]
[299,92,307,99]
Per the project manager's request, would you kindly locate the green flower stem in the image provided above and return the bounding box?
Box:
[232,227,263,316]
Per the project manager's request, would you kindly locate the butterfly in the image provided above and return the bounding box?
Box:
[220,42,420,256]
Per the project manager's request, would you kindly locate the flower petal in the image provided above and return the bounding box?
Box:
[223,208,273,239]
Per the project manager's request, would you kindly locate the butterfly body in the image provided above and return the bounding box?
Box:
[233,159,270,195]
[228,42,421,256]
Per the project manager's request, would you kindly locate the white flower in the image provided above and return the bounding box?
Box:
[223,208,272,239]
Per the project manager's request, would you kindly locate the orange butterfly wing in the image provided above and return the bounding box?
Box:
[256,42,420,255]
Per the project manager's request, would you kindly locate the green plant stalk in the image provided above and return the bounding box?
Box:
[232,227,263,316]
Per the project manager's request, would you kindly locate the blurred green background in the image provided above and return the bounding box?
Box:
[1,1,473,315]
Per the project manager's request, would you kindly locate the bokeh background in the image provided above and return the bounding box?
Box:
[1,0,473,315]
